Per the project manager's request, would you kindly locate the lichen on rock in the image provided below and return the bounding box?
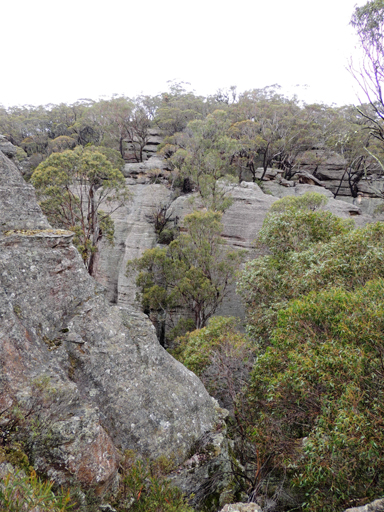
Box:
[0,140,227,500]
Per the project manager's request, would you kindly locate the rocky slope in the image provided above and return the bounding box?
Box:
[0,145,225,495]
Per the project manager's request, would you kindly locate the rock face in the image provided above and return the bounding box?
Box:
[95,183,173,305]
[344,499,384,512]
[219,505,262,512]
[0,144,221,492]
[97,179,372,324]
[124,127,164,163]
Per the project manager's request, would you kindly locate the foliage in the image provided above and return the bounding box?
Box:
[166,110,237,211]
[257,193,353,256]
[239,218,384,342]
[155,81,208,135]
[175,316,251,378]
[232,87,321,180]
[0,468,72,512]
[31,146,131,275]
[350,0,384,178]
[248,279,384,511]
[174,316,255,466]
[128,211,246,342]
[268,191,328,213]
[351,0,384,126]
[146,200,178,244]
[49,135,77,153]
[234,200,384,507]
[110,451,194,512]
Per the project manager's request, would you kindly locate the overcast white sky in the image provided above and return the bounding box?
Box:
[1,0,368,108]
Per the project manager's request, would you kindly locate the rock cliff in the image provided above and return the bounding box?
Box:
[0,146,222,494]
[96,176,371,323]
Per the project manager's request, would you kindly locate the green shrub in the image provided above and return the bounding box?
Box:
[238,221,384,342]
[268,192,328,213]
[110,451,194,512]
[248,279,384,511]
[0,468,72,512]
[257,204,353,256]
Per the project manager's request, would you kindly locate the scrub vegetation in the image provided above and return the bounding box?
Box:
[2,1,384,510]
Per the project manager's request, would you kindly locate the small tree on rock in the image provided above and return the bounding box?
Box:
[128,210,247,344]
[31,146,131,276]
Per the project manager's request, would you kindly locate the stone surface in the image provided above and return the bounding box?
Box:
[95,183,173,305]
[0,150,50,234]
[124,127,163,162]
[170,405,241,510]
[344,499,384,512]
[0,134,17,158]
[0,144,222,492]
[219,503,262,512]
[98,179,372,325]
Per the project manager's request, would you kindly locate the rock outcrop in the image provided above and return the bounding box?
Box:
[124,127,164,163]
[344,499,384,512]
[97,179,372,324]
[0,145,222,493]
[219,505,262,512]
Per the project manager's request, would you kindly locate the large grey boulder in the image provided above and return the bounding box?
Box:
[0,151,49,234]
[0,144,221,492]
[0,134,17,159]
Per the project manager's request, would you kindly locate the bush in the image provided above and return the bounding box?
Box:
[238,221,384,342]
[110,451,194,512]
[257,193,353,256]
[248,279,384,511]
[0,468,72,512]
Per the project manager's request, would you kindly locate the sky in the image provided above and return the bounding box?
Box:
[1,0,368,108]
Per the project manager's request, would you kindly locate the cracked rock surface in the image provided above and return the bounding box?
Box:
[0,143,219,492]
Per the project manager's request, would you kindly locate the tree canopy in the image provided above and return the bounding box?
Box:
[31,146,131,275]
[128,210,246,344]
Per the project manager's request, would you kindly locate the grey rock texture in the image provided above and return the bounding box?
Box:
[98,180,371,324]
[0,134,17,159]
[95,183,173,305]
[170,406,240,510]
[0,145,221,492]
[124,127,164,163]
[123,155,171,184]
[344,499,384,512]
[219,504,262,512]
[0,150,49,234]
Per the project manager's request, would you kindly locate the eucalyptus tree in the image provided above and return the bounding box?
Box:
[31,146,131,276]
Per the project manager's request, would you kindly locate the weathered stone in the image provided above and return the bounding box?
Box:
[95,183,173,305]
[122,155,170,182]
[124,128,163,161]
[219,503,262,512]
[0,143,222,493]
[0,151,50,234]
[252,167,282,180]
[296,170,325,187]
[0,135,17,158]
[170,405,243,511]
[344,499,384,512]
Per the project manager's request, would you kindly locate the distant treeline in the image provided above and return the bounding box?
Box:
[1,82,383,189]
